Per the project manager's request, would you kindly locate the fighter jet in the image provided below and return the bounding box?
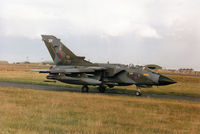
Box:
[34,35,176,96]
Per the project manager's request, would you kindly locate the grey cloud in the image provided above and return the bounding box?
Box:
[0,0,200,70]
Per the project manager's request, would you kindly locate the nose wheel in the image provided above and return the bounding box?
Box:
[136,86,142,96]
[81,85,89,92]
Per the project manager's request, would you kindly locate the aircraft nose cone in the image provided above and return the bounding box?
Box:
[158,75,176,85]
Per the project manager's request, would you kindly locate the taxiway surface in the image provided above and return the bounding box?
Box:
[0,81,199,102]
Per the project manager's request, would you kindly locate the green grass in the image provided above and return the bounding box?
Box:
[0,71,81,88]
[0,87,200,134]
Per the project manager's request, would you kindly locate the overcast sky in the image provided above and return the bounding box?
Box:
[0,0,200,70]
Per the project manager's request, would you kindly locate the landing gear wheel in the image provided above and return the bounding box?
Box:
[98,86,106,93]
[136,86,142,96]
[81,85,89,93]
[136,91,142,96]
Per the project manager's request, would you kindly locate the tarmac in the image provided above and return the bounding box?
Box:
[0,81,200,102]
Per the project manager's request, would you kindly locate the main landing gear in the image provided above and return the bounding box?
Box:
[98,85,106,93]
[81,85,89,92]
[136,86,142,96]
[81,85,106,93]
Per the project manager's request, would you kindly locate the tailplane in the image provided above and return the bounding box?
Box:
[41,35,93,66]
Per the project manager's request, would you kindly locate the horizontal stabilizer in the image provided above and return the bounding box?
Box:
[31,69,51,73]
[32,66,106,74]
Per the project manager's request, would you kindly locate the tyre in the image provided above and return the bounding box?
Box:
[136,91,142,96]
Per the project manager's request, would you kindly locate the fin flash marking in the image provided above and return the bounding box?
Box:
[56,52,63,59]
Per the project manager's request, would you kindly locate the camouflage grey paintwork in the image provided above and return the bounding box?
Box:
[34,35,176,94]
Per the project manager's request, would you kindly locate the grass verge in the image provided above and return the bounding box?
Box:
[0,86,200,134]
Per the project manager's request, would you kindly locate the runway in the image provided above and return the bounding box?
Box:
[0,81,200,102]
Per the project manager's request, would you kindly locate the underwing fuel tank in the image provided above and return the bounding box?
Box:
[55,75,101,85]
[80,78,101,85]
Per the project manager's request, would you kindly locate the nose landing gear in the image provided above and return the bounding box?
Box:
[136,86,142,96]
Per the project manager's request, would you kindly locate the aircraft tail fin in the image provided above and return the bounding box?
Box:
[41,35,93,66]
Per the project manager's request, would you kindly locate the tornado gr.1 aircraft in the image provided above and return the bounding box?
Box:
[34,35,176,96]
